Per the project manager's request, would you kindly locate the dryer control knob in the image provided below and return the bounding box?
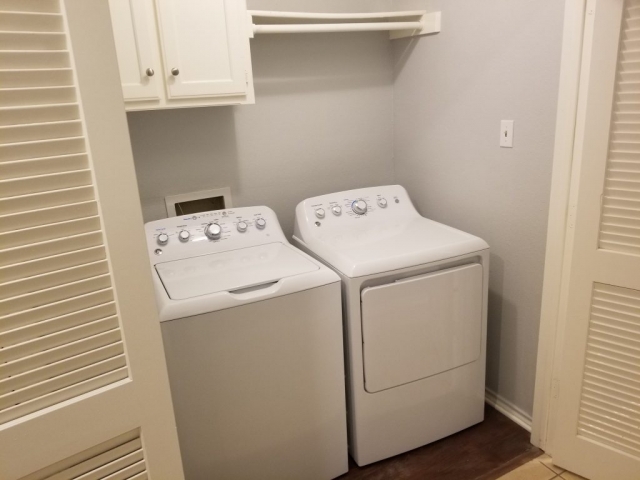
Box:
[237,221,248,233]
[157,233,169,246]
[205,223,222,240]
[255,218,267,229]
[351,199,368,215]
[377,197,388,208]
[332,206,342,216]
[315,208,325,219]
[178,230,190,242]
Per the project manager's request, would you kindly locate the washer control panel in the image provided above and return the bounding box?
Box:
[145,206,285,264]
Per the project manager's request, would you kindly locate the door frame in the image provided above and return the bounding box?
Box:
[530,0,589,450]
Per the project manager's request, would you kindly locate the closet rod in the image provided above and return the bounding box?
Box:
[252,21,423,35]
[248,10,427,20]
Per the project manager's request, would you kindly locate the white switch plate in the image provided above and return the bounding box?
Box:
[500,120,514,148]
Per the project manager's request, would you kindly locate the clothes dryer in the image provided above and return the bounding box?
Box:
[293,185,489,466]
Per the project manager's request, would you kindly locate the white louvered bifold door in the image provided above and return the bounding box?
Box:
[0,1,183,479]
[551,1,640,479]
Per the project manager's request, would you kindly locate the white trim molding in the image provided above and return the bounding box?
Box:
[485,388,532,432]
[530,0,588,451]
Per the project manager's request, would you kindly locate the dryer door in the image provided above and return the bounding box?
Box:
[361,263,483,393]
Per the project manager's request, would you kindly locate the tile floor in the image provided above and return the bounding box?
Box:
[497,454,588,480]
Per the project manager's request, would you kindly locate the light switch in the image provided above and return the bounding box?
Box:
[500,120,514,148]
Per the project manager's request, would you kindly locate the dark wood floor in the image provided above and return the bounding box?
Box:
[338,405,541,480]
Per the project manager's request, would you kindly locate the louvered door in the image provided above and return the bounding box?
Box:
[551,0,640,478]
[0,0,183,479]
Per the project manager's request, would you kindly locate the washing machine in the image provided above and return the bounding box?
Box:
[145,206,348,480]
[293,185,490,466]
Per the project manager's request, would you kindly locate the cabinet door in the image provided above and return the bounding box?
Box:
[155,0,248,98]
[108,0,161,101]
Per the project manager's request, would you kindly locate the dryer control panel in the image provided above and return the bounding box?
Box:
[294,185,418,235]
[293,185,489,278]
[145,206,286,264]
[299,185,412,223]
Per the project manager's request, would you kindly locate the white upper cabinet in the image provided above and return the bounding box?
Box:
[109,0,161,101]
[108,0,254,110]
[155,0,248,98]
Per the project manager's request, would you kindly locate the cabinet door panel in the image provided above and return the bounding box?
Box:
[155,0,248,98]
[108,0,161,101]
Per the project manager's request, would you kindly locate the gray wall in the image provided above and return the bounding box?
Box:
[392,0,564,416]
[128,31,394,236]
[128,0,565,418]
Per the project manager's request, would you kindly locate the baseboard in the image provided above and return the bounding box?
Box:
[485,388,532,432]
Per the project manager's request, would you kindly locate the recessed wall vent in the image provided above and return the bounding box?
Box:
[165,187,232,216]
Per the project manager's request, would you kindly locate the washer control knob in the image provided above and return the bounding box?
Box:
[332,206,342,216]
[204,223,222,240]
[315,208,325,219]
[237,221,248,233]
[178,230,190,242]
[351,199,368,215]
[255,218,267,229]
[157,233,169,246]
[377,197,388,208]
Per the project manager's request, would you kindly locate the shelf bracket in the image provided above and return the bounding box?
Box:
[389,11,441,40]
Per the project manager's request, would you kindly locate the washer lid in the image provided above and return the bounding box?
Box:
[155,242,319,300]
